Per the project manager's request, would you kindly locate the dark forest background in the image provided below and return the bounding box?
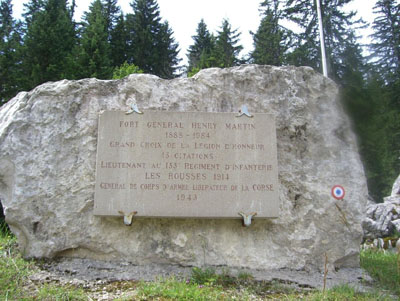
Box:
[0,0,399,202]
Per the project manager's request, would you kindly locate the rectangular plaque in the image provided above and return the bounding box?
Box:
[94,111,279,218]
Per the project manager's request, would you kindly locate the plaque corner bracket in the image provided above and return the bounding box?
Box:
[238,212,257,227]
[118,211,138,226]
[125,103,143,115]
[236,105,253,118]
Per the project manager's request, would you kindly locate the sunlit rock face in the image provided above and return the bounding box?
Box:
[0,65,367,271]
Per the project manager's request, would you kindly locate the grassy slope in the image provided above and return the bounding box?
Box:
[0,224,398,300]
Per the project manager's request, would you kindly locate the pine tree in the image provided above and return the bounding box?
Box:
[343,71,400,201]
[156,21,181,78]
[0,0,23,103]
[362,0,400,199]
[126,0,180,78]
[214,19,243,68]
[283,0,362,81]
[370,0,400,81]
[22,0,45,27]
[78,0,112,79]
[22,0,76,87]
[285,38,319,68]
[187,19,216,73]
[70,0,76,19]
[339,31,366,88]
[102,0,120,38]
[339,34,390,200]
[110,12,128,67]
[251,0,291,65]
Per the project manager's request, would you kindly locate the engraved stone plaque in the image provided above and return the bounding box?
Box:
[94,111,279,218]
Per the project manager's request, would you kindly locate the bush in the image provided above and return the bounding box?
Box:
[112,62,143,79]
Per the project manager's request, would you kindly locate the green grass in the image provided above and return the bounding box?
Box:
[0,225,86,300]
[183,267,391,300]
[130,280,392,301]
[36,283,87,300]
[361,248,400,296]
[0,224,397,300]
[132,277,252,300]
[190,266,219,285]
[294,284,393,300]
[0,227,35,300]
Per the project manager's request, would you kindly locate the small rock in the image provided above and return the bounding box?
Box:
[391,174,400,196]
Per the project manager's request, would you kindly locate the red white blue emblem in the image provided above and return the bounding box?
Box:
[331,185,345,200]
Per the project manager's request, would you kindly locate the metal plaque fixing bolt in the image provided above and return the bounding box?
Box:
[118,211,138,226]
[238,212,257,227]
[236,105,253,118]
[125,103,143,115]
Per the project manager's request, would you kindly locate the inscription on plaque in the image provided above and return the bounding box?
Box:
[94,111,279,218]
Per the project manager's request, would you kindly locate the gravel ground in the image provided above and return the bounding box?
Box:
[27,257,375,300]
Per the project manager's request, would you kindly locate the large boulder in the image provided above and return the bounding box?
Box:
[0,65,367,271]
[363,174,400,238]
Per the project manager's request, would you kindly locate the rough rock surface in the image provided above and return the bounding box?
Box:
[363,174,400,238]
[0,65,368,272]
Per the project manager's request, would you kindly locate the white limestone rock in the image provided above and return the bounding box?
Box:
[0,65,368,271]
[391,174,400,197]
[363,174,400,238]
